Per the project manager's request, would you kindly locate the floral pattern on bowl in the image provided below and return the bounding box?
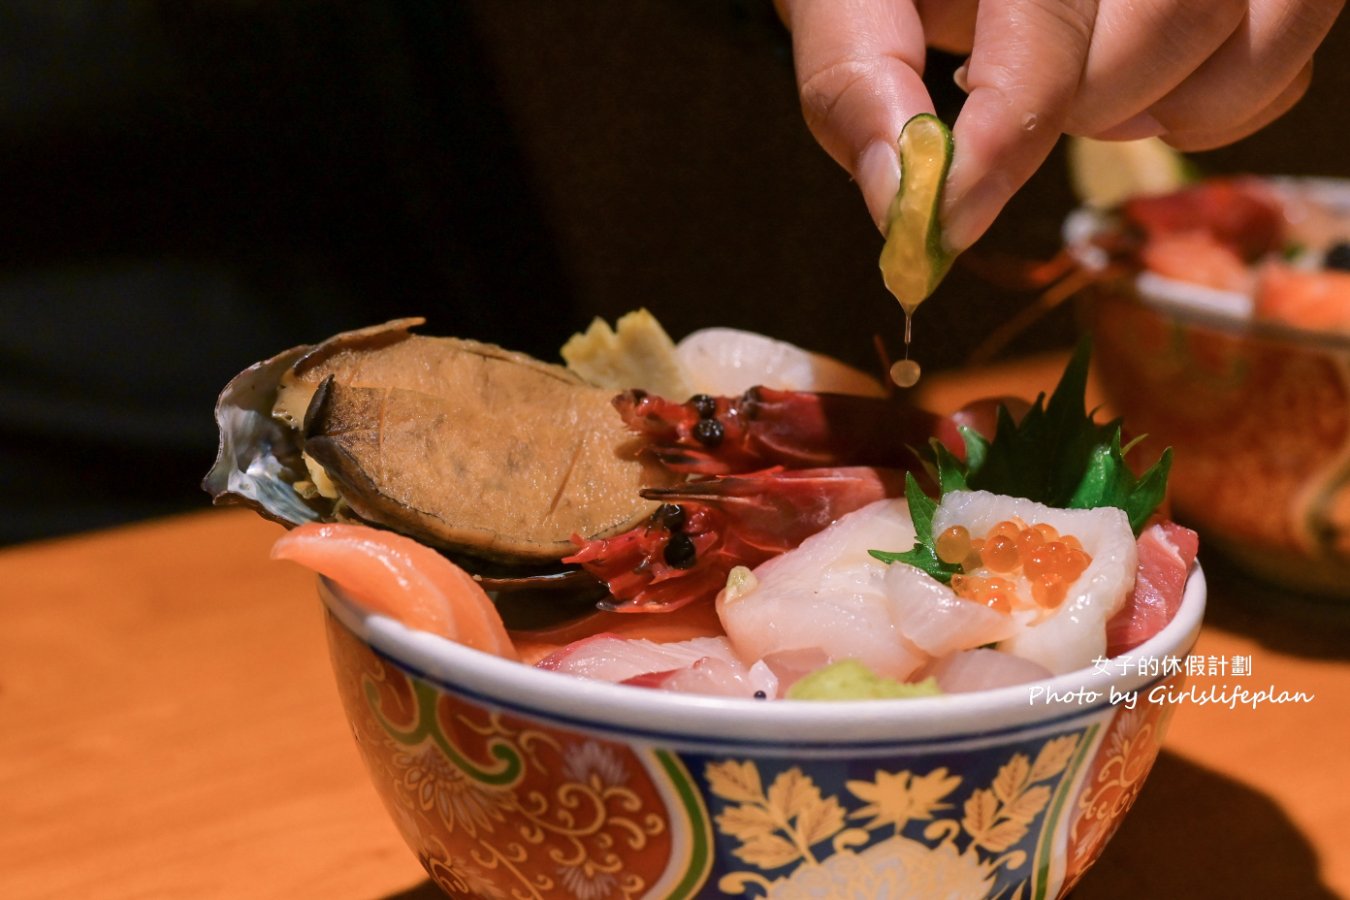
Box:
[321,565,1203,899]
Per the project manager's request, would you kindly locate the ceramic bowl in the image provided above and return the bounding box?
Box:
[319,563,1206,899]
[1067,181,1350,597]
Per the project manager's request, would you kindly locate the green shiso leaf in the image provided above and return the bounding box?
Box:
[1068,434,1173,533]
[957,424,988,477]
[870,339,1172,571]
[869,473,962,583]
[962,340,1116,506]
[933,439,970,494]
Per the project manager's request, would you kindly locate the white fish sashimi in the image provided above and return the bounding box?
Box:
[630,656,780,699]
[717,498,927,679]
[884,564,1019,656]
[930,491,1138,675]
[547,488,1146,697]
[757,647,833,695]
[676,327,886,397]
[537,634,741,683]
[538,633,779,699]
[920,649,1053,693]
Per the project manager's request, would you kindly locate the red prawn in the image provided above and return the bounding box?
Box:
[564,466,905,612]
[614,386,938,474]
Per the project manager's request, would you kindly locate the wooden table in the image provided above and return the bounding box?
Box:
[3,353,1348,899]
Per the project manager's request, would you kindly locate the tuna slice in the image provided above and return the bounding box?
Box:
[1105,522,1199,656]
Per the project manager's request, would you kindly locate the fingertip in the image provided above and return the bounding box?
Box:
[857,139,901,233]
[952,59,971,94]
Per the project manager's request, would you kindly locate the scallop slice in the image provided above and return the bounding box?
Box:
[716,498,927,680]
[930,491,1137,675]
[676,328,886,397]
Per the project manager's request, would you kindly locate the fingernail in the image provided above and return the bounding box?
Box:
[953,60,970,93]
[1094,112,1166,142]
[944,171,1013,252]
[857,139,900,233]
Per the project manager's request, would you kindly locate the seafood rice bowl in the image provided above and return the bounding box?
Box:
[207,313,1205,898]
[1067,174,1350,596]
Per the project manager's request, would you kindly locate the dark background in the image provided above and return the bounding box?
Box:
[3,1,1348,544]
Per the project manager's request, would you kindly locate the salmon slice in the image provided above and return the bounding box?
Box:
[1256,262,1350,331]
[272,522,517,660]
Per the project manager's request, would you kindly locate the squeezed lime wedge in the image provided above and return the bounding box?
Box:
[879,113,956,314]
[1066,135,1196,209]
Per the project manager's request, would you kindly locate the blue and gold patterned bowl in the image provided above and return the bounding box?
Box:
[320,568,1205,899]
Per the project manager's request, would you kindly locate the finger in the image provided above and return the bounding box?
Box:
[1149,0,1343,139]
[945,0,1100,250]
[1165,58,1315,151]
[782,0,934,228]
[1062,0,1247,137]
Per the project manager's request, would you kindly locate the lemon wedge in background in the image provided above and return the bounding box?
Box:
[879,113,956,314]
[1066,135,1196,209]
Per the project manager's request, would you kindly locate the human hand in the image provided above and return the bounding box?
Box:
[778,0,1343,251]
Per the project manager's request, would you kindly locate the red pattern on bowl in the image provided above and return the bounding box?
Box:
[1086,282,1350,595]
[320,563,1205,899]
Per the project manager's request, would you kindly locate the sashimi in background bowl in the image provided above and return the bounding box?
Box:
[1067,176,1350,597]
[319,559,1205,900]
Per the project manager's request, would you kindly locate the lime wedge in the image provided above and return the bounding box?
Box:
[1067,135,1196,209]
[879,113,956,314]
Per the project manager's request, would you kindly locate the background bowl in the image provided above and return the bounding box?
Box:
[1068,183,1350,597]
[319,565,1205,899]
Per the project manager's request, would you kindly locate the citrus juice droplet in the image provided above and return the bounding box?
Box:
[890,308,922,388]
[890,358,921,388]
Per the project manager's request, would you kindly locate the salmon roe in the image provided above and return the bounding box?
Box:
[938,518,1092,613]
